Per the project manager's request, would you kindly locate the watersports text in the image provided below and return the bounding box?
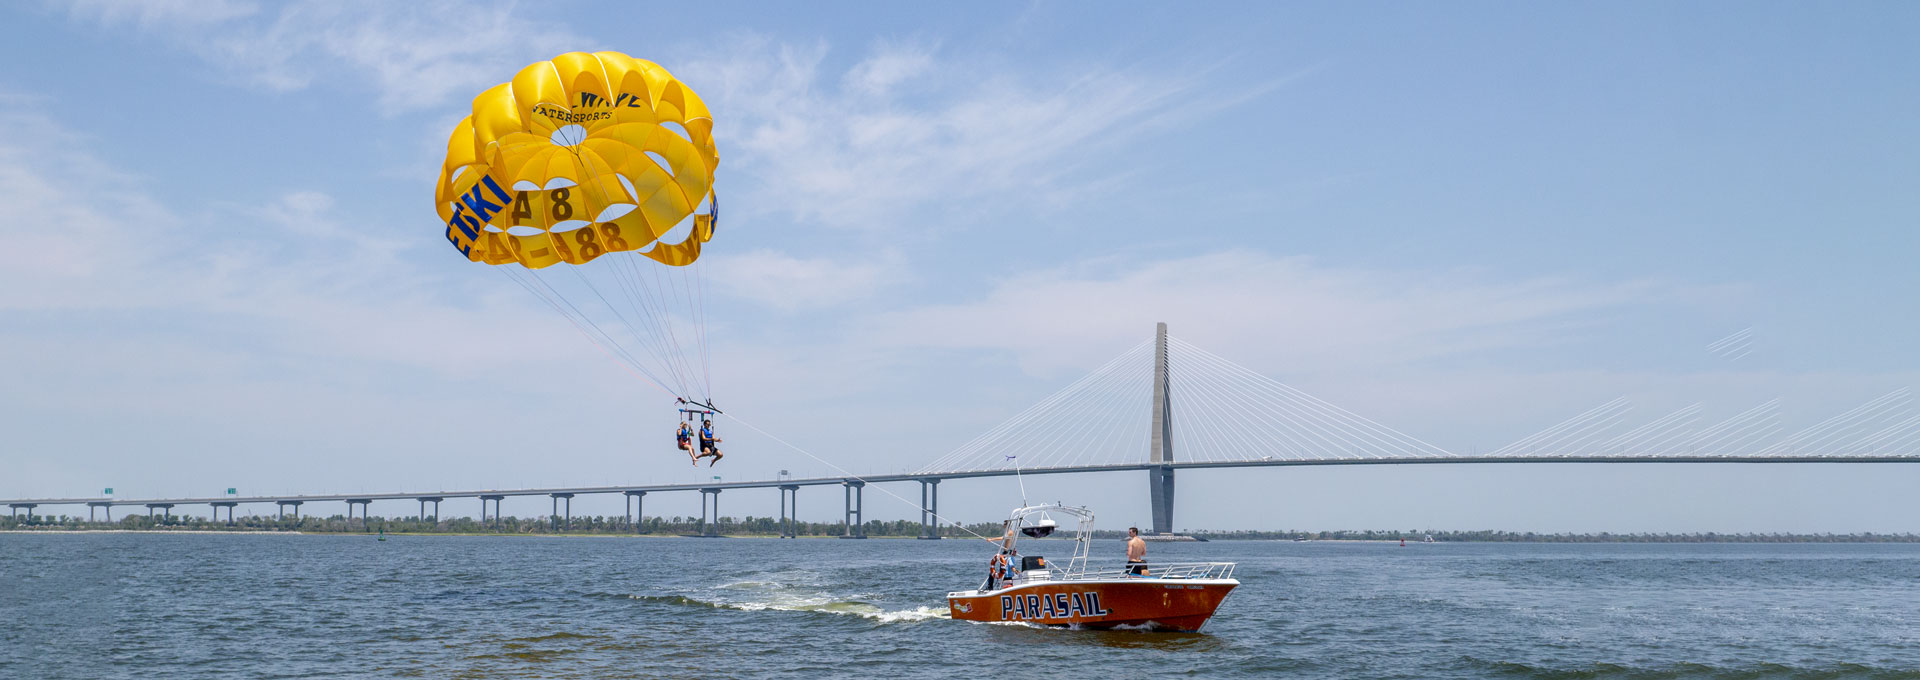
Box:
[1000,591,1109,621]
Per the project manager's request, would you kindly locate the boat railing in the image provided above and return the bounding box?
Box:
[1049,561,1236,582]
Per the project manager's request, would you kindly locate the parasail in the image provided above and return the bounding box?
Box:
[435,51,721,406]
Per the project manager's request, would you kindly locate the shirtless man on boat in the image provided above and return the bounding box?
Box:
[1126,526,1149,576]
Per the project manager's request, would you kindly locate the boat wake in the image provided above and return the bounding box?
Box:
[627,578,948,624]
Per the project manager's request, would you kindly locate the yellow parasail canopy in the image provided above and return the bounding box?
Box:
[435,51,719,270]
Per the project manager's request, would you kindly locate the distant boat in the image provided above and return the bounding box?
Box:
[1424,534,1435,543]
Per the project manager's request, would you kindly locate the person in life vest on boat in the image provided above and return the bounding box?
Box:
[982,525,1019,591]
[676,422,697,464]
[987,548,1022,591]
[693,419,723,466]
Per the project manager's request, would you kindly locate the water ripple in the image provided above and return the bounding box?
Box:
[5,536,1920,678]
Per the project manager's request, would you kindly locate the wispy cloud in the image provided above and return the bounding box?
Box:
[841,39,935,96]
[677,35,1261,232]
[0,99,576,374]
[863,251,1675,376]
[57,0,585,112]
[705,249,906,312]
[61,0,258,28]
[0,96,178,310]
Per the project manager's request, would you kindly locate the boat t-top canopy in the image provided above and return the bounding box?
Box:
[996,503,1097,576]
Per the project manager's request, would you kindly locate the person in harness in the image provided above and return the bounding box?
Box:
[694,419,723,466]
[676,421,696,464]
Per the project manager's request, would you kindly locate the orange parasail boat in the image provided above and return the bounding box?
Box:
[947,503,1238,632]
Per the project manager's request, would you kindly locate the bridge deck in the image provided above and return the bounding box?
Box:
[6,455,1917,507]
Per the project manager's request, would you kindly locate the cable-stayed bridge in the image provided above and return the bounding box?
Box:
[8,324,1920,536]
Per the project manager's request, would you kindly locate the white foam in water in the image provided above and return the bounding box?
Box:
[867,606,951,623]
[658,579,950,623]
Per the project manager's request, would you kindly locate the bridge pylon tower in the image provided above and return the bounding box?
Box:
[1149,321,1176,535]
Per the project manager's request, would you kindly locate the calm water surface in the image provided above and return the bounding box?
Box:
[4,535,1919,678]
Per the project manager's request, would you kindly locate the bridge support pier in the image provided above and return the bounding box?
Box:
[550,493,573,532]
[841,480,866,539]
[346,499,372,526]
[415,497,442,525]
[211,502,237,525]
[88,502,111,522]
[277,500,302,521]
[625,491,646,533]
[918,479,941,539]
[480,495,503,525]
[147,503,172,522]
[778,485,799,538]
[698,489,721,537]
[10,503,35,521]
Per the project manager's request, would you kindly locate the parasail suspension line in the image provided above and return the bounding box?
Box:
[496,267,679,400]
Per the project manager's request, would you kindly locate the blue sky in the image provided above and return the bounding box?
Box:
[3,1,1917,532]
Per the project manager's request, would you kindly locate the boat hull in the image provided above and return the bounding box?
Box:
[947,578,1238,632]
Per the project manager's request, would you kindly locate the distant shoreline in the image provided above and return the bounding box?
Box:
[5,529,1919,543]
